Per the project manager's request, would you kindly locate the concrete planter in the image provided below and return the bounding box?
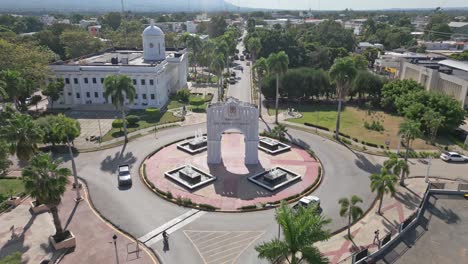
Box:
[50,231,76,250]
[30,201,49,214]
[6,197,22,206]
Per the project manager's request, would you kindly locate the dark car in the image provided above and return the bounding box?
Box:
[118,165,132,187]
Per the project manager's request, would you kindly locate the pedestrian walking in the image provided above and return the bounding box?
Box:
[373,230,380,245]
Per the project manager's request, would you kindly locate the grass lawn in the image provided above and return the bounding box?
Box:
[0,179,25,202]
[102,110,183,142]
[268,103,455,150]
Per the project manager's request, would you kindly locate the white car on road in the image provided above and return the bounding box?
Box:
[118,165,132,187]
[440,152,468,162]
[293,195,321,210]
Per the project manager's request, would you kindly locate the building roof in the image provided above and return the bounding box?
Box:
[438,59,468,72]
[448,22,468,28]
[143,19,164,37]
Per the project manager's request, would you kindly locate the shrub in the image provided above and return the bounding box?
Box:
[205,93,214,102]
[198,204,217,211]
[145,107,160,115]
[364,120,385,132]
[341,138,352,145]
[126,115,140,125]
[304,122,330,131]
[112,119,125,131]
[166,191,173,199]
[156,188,167,196]
[181,198,193,206]
[189,97,205,107]
[239,205,257,210]
[353,138,359,142]
[176,89,190,102]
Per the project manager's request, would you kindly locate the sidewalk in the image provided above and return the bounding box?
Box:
[316,178,429,264]
[58,180,156,264]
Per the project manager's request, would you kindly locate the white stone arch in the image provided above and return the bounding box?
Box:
[207,97,259,165]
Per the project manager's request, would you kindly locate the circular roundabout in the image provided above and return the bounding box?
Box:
[142,133,322,211]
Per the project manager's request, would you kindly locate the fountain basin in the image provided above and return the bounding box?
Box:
[177,136,208,154]
[258,137,291,155]
[248,167,301,192]
[165,165,216,190]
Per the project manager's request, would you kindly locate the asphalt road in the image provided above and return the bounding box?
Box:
[227,31,251,103]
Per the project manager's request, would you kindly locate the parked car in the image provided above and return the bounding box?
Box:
[118,165,132,186]
[240,55,245,61]
[234,65,243,71]
[229,77,236,84]
[234,54,239,60]
[293,195,320,210]
[231,71,236,77]
[440,152,468,162]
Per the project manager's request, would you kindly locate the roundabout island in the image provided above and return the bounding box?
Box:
[142,98,321,211]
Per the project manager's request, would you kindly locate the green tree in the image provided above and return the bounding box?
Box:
[60,30,103,59]
[103,75,136,142]
[339,195,364,239]
[362,47,379,68]
[384,153,410,185]
[0,140,12,177]
[42,79,64,110]
[1,113,44,161]
[422,110,444,144]
[101,12,122,31]
[247,18,256,33]
[271,124,288,141]
[399,120,422,186]
[370,168,398,215]
[22,153,70,241]
[267,51,289,124]
[255,202,331,264]
[246,37,262,63]
[207,15,227,38]
[0,252,21,264]
[253,57,268,117]
[380,79,424,112]
[210,54,225,102]
[329,57,357,139]
[352,70,383,101]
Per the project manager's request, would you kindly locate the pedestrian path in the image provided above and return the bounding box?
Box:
[316,178,429,264]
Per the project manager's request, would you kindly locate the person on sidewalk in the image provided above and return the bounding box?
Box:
[373,230,380,246]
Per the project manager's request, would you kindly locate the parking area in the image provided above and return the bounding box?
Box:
[64,110,118,147]
[375,194,468,264]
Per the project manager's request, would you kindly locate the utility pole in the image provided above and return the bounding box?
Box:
[121,0,128,48]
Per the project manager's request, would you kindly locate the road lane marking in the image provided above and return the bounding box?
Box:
[138,209,200,243]
[145,210,206,247]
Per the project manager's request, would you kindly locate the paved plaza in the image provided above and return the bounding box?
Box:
[145,133,320,210]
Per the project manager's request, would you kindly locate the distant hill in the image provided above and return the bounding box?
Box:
[0,0,241,13]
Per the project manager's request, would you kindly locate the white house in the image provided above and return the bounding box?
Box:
[49,19,188,110]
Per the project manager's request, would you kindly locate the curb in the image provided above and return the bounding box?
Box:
[77,178,163,264]
[138,134,325,213]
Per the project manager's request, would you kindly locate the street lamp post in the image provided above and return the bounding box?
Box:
[396,134,402,155]
[425,156,432,183]
[113,234,119,264]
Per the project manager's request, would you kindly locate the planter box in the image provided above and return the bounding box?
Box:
[50,231,76,250]
[30,201,49,214]
[6,197,22,206]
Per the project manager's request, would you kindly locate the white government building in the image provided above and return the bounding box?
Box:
[49,19,188,110]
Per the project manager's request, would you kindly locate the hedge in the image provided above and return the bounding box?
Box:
[126,115,140,125]
[198,204,217,211]
[239,205,257,210]
[304,122,330,131]
[145,107,160,114]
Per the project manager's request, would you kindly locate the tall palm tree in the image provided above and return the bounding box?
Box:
[215,40,230,75]
[398,120,422,186]
[103,75,136,142]
[22,153,71,241]
[247,37,262,63]
[339,195,364,239]
[210,54,225,102]
[186,35,203,80]
[53,114,82,200]
[253,57,268,117]
[255,202,330,264]
[0,113,44,161]
[329,57,357,140]
[384,153,410,184]
[370,168,398,215]
[267,51,289,124]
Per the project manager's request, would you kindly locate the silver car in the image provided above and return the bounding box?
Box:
[118,165,132,186]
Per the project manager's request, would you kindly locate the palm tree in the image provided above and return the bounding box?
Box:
[267,51,289,124]
[1,113,44,161]
[247,37,262,63]
[370,168,398,215]
[256,202,330,264]
[398,120,422,186]
[103,75,136,142]
[272,124,288,141]
[329,57,357,140]
[53,114,82,200]
[22,153,71,241]
[185,35,203,80]
[339,195,364,239]
[384,153,410,184]
[253,57,268,117]
[210,54,225,102]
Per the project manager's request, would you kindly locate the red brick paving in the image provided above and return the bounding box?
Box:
[58,180,155,264]
[145,133,320,210]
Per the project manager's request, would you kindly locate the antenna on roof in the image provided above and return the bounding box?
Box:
[121,0,128,48]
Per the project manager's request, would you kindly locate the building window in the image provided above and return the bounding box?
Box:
[92,78,97,84]
[150,80,154,85]
[84,78,88,84]
[102,92,105,98]
[133,79,137,85]
[150,94,155,100]
[74,78,78,84]
[65,78,70,84]
[94,92,99,98]
[76,92,81,99]
[141,79,146,85]
[100,78,104,84]
[143,94,147,99]
[135,94,138,99]
[68,92,72,96]
[86,92,90,98]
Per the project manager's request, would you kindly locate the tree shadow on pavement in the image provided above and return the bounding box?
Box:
[100,143,136,173]
[426,202,460,224]
[354,152,382,174]
[394,192,420,211]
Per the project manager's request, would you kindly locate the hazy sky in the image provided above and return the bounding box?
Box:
[225,0,467,10]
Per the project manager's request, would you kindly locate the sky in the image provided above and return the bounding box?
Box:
[225,0,468,10]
